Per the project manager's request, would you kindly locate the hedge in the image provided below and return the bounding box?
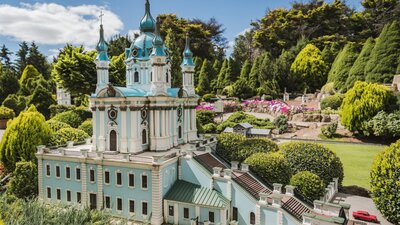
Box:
[48,128,89,147]
[290,171,325,201]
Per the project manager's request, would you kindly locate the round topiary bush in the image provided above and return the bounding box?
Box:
[196,110,216,126]
[216,133,246,162]
[202,123,217,134]
[237,138,279,162]
[280,142,344,185]
[78,119,93,136]
[245,152,292,185]
[290,171,325,201]
[320,94,344,110]
[48,128,89,147]
[370,140,400,224]
[0,106,15,120]
[46,120,72,133]
[51,111,83,128]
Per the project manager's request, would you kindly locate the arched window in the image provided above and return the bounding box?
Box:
[134,71,139,82]
[166,72,169,83]
[142,129,147,144]
[110,130,117,151]
[150,72,152,81]
[250,212,255,224]
[178,126,182,139]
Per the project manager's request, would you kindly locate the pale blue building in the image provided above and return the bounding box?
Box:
[36,1,351,224]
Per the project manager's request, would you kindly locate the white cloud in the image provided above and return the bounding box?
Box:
[128,29,140,41]
[237,28,251,37]
[0,3,124,47]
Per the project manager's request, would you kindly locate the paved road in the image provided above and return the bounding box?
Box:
[331,193,393,225]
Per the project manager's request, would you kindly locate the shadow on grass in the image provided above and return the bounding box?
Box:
[340,185,371,198]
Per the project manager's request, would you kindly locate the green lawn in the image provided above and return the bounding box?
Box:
[322,143,385,190]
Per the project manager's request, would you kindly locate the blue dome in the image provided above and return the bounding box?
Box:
[140,0,156,33]
[130,32,155,59]
[96,25,109,61]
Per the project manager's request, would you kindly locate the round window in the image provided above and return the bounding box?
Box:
[108,109,118,120]
[141,109,147,119]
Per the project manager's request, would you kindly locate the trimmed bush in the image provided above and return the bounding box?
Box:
[280,142,344,185]
[320,94,344,110]
[216,121,236,133]
[196,110,216,126]
[290,171,325,201]
[370,140,400,224]
[216,133,246,162]
[321,122,338,138]
[273,115,288,134]
[78,119,93,136]
[0,106,15,120]
[237,138,279,162]
[48,128,89,147]
[363,111,400,138]
[2,94,27,116]
[49,104,75,118]
[202,93,216,102]
[46,120,71,133]
[7,161,38,199]
[217,112,274,134]
[245,152,292,185]
[51,111,83,128]
[202,123,217,134]
[0,105,51,172]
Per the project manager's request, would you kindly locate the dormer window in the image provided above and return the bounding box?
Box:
[134,71,139,83]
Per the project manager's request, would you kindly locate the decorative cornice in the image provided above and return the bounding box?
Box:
[98,106,106,111]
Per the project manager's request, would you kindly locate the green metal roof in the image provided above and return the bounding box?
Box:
[165,180,229,208]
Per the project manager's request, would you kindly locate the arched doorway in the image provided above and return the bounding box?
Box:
[178,126,182,139]
[110,130,117,151]
[142,129,147,144]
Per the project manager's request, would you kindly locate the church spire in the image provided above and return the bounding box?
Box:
[96,11,109,61]
[151,19,166,57]
[140,0,156,33]
[181,33,194,66]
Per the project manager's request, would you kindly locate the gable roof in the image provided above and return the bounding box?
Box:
[193,152,312,222]
[234,123,253,129]
[165,180,229,208]
[248,128,271,135]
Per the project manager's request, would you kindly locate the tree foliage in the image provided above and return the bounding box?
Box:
[290,171,325,201]
[27,85,56,119]
[2,95,27,116]
[328,42,361,92]
[0,67,19,104]
[51,45,96,96]
[320,94,344,110]
[345,38,375,89]
[109,53,126,87]
[19,65,42,88]
[197,59,212,96]
[0,105,51,172]
[280,142,344,185]
[196,110,216,127]
[78,119,93,137]
[48,128,89,147]
[370,140,400,224]
[340,81,393,131]
[245,152,292,185]
[7,161,38,199]
[365,20,400,83]
[290,44,328,91]
[363,111,400,138]
[216,133,246,162]
[50,111,85,128]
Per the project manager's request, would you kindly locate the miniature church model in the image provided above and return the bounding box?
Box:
[36,1,352,225]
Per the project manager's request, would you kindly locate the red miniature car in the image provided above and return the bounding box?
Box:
[352,211,378,223]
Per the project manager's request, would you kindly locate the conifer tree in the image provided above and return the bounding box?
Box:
[0,45,12,68]
[0,105,51,172]
[15,42,29,77]
[165,29,182,87]
[197,59,212,96]
[290,44,328,92]
[194,57,203,86]
[27,42,50,79]
[322,42,341,69]
[210,59,221,91]
[365,21,400,83]
[239,59,252,79]
[27,85,56,119]
[345,38,375,90]
[0,67,20,103]
[19,65,43,87]
[216,59,229,90]
[248,56,262,90]
[328,43,360,92]
[109,53,126,87]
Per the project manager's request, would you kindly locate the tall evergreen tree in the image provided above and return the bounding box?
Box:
[216,59,229,90]
[248,56,263,90]
[27,85,56,119]
[290,44,328,92]
[108,35,131,57]
[365,21,400,83]
[210,59,221,91]
[19,65,43,87]
[27,42,50,79]
[15,42,29,77]
[0,45,12,68]
[194,57,203,86]
[197,59,212,96]
[0,67,20,103]
[328,43,361,92]
[239,59,252,79]
[345,38,375,90]
[109,53,126,87]
[321,42,341,70]
[165,29,182,87]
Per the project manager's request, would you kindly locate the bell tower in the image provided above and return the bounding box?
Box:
[181,34,195,96]
[95,14,110,94]
[150,20,169,96]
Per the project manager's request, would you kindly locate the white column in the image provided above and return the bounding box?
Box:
[96,164,103,210]
[151,168,163,225]
[37,158,43,200]
[121,110,127,153]
[220,209,226,225]
[155,110,160,137]
[256,205,261,225]
[174,203,179,224]
[161,110,166,137]
[195,206,200,218]
[99,110,105,138]
[92,110,97,151]
[150,110,155,138]
[81,163,87,207]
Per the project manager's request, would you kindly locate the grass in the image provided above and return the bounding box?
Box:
[322,143,385,190]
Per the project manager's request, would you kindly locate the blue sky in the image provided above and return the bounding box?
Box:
[0,0,362,59]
